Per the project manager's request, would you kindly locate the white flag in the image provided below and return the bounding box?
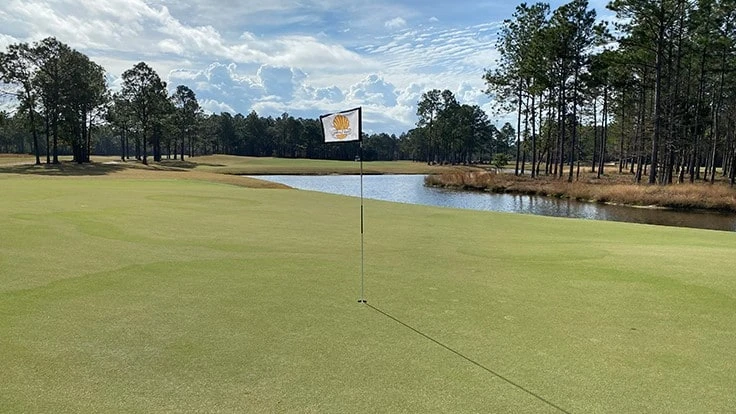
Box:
[320,107,361,143]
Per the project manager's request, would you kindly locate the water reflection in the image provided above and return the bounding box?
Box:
[250,174,736,232]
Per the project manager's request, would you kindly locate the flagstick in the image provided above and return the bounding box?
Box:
[319,107,365,304]
[358,140,366,304]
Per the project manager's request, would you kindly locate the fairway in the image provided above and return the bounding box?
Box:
[1,174,735,413]
[190,154,480,175]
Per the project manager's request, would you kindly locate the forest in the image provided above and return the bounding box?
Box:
[486,0,736,185]
[2,0,736,186]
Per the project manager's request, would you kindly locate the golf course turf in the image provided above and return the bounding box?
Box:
[1,162,735,412]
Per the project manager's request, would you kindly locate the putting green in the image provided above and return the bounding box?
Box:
[1,176,734,412]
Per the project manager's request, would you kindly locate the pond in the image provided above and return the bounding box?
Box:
[251,174,736,232]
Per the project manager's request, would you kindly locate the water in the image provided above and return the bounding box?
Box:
[251,174,736,232]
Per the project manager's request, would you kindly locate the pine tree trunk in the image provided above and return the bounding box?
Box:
[598,86,608,178]
[52,113,59,164]
[120,131,125,161]
[45,117,50,164]
[690,45,708,183]
[568,64,580,183]
[515,85,522,176]
[635,78,646,183]
[531,94,537,178]
[592,97,598,173]
[28,103,41,165]
[558,80,566,179]
[619,91,625,174]
[142,126,148,165]
[649,18,665,184]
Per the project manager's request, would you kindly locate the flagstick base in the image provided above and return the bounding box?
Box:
[357,299,367,304]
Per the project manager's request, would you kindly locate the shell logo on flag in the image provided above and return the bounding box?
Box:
[332,115,351,140]
[320,107,361,143]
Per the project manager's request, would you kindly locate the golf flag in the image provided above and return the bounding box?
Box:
[320,107,366,303]
[320,107,362,143]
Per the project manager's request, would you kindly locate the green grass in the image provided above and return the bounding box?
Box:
[189,154,477,175]
[1,175,736,412]
[0,153,479,177]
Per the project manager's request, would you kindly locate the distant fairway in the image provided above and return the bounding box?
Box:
[190,154,480,175]
[1,172,735,412]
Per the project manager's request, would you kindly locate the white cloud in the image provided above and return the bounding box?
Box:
[457,81,491,107]
[260,35,372,70]
[200,98,235,114]
[296,85,345,103]
[347,74,397,107]
[384,17,407,29]
[3,0,150,50]
[256,65,302,100]
[157,39,185,55]
[162,61,415,133]
[166,62,265,113]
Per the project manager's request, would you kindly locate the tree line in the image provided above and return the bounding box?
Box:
[1,37,520,165]
[410,88,516,166]
[7,0,736,186]
[485,0,736,185]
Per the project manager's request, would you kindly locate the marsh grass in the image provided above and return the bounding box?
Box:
[426,170,736,212]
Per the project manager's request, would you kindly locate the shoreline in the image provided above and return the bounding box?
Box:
[425,171,736,214]
[3,155,735,214]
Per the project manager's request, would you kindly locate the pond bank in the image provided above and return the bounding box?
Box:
[425,171,736,213]
[253,174,736,232]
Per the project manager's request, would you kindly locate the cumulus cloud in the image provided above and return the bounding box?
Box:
[163,61,413,133]
[313,86,344,101]
[296,85,345,103]
[199,98,235,114]
[384,17,407,29]
[165,60,491,135]
[166,61,348,119]
[347,74,397,107]
[384,82,425,129]
[167,62,264,112]
[396,83,423,106]
[457,81,487,105]
[256,65,304,101]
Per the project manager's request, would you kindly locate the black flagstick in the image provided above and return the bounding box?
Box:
[358,107,366,304]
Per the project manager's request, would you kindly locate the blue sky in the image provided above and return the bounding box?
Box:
[0,0,612,134]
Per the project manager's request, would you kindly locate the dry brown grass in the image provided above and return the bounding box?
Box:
[426,171,736,212]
